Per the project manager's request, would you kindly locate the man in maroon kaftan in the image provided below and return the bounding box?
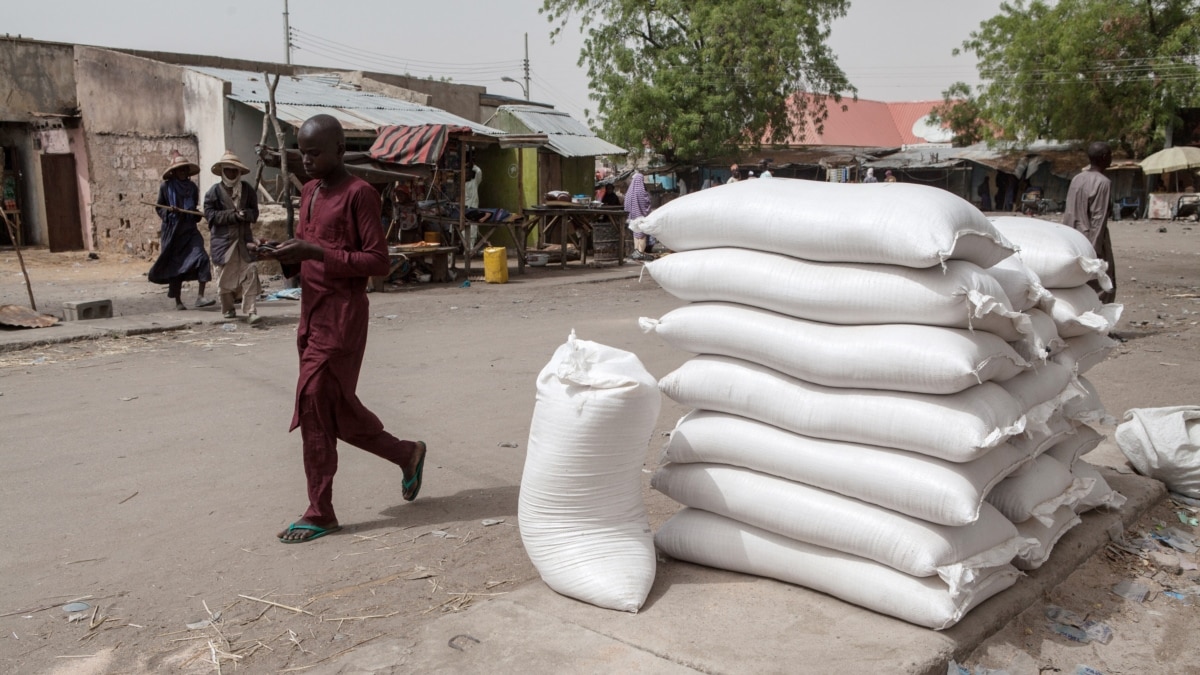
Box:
[270,114,426,543]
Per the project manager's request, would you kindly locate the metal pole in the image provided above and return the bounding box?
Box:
[283,0,291,65]
[523,33,530,101]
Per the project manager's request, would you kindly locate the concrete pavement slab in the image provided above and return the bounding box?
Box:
[314,471,1163,675]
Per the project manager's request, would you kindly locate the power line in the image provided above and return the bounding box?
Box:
[291,27,523,71]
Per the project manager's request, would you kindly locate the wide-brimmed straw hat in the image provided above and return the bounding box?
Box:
[211,149,251,176]
[162,150,200,180]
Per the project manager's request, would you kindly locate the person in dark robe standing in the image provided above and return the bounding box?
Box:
[148,151,214,309]
[203,150,262,324]
[267,114,427,544]
[1062,141,1116,303]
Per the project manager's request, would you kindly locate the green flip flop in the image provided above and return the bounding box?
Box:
[403,442,427,502]
[278,522,342,544]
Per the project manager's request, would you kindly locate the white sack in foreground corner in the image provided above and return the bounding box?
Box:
[1117,406,1200,499]
[518,331,660,612]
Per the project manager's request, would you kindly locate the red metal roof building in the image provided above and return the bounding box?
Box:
[780,94,950,148]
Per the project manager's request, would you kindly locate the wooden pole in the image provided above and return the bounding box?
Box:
[251,75,273,197]
[1,208,36,311]
[266,73,294,238]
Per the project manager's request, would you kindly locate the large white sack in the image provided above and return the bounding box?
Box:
[652,462,1023,584]
[1045,285,1123,338]
[655,508,1020,630]
[987,253,1052,311]
[1053,332,1117,375]
[640,302,1028,395]
[663,411,1029,526]
[1045,424,1105,466]
[1061,376,1112,425]
[659,355,1026,462]
[1012,505,1081,571]
[1116,406,1200,498]
[645,248,1031,341]
[1011,308,1066,364]
[985,455,1093,525]
[628,178,1015,269]
[990,216,1112,289]
[518,331,660,612]
[1071,460,1128,513]
[1008,410,1076,464]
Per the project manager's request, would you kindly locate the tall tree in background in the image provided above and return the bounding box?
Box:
[541,0,855,162]
[938,0,1200,156]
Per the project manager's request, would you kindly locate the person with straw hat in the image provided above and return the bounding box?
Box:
[204,150,262,324]
[148,150,214,309]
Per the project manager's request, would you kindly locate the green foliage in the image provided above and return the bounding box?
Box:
[952,0,1200,156]
[541,0,855,162]
[928,82,987,147]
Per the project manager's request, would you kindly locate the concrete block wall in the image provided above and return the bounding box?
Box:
[87,133,199,256]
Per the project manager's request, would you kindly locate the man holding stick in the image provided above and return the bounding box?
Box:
[265,114,427,544]
[148,151,214,310]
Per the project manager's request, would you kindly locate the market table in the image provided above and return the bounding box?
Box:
[522,205,629,269]
[368,244,458,291]
[422,214,533,277]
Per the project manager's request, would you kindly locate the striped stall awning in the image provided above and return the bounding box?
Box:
[369,125,473,166]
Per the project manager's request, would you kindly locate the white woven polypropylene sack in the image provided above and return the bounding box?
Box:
[990,216,1112,289]
[1054,333,1117,375]
[645,248,1031,341]
[987,253,1052,311]
[1012,505,1081,571]
[652,462,1023,584]
[663,411,1029,526]
[659,355,1026,462]
[654,508,1020,630]
[1045,285,1123,338]
[1071,460,1128,512]
[640,302,1028,395]
[985,455,1093,525]
[628,178,1015,269]
[1008,411,1076,464]
[1045,424,1105,466]
[1061,377,1112,425]
[1116,406,1200,498]
[1012,308,1066,364]
[518,331,660,612]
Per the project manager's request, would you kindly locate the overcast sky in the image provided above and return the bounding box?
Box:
[6,0,1006,122]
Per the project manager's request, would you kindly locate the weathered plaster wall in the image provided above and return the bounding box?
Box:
[182,69,232,196]
[87,133,197,256]
[0,39,77,121]
[75,47,188,135]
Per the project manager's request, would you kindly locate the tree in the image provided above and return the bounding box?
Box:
[541,0,855,162]
[946,0,1200,156]
[928,83,987,148]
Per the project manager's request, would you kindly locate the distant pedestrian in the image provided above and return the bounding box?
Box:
[464,159,483,250]
[977,176,993,211]
[1062,141,1116,302]
[625,170,653,258]
[884,170,898,183]
[727,164,740,184]
[267,114,427,544]
[203,150,262,324]
[863,168,878,183]
[148,150,214,310]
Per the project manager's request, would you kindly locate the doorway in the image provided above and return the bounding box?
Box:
[40,153,84,251]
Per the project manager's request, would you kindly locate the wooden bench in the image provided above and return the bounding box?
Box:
[368,245,458,291]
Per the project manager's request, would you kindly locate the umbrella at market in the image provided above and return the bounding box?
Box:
[1139,146,1200,174]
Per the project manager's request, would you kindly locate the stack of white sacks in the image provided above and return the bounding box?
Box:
[633,179,1126,630]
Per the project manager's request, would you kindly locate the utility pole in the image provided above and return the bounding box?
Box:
[283,0,292,65]
[523,32,530,101]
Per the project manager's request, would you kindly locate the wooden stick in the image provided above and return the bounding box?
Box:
[138,200,205,218]
[252,77,272,194]
[237,594,313,616]
[266,73,295,238]
[278,634,384,673]
[0,208,36,311]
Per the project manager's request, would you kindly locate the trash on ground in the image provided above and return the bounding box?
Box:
[1050,622,1090,643]
[61,602,90,613]
[1112,579,1151,602]
[481,519,505,526]
[1152,527,1198,553]
[1162,590,1193,605]
[430,530,459,539]
[497,441,519,448]
[1178,511,1199,527]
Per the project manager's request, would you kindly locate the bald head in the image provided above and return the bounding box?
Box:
[298,114,346,181]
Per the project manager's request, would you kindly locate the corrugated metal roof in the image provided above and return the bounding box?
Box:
[492,105,626,157]
[187,66,501,136]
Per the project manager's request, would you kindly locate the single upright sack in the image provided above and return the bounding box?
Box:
[1116,406,1200,498]
[646,248,1031,341]
[518,332,660,612]
[990,216,1112,289]
[640,302,1028,395]
[629,178,1016,268]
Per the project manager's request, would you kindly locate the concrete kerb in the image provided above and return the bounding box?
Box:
[311,471,1165,675]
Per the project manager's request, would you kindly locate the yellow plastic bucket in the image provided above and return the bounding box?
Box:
[423,231,440,244]
[483,246,509,284]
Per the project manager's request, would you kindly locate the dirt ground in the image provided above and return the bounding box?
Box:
[1,214,1199,674]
